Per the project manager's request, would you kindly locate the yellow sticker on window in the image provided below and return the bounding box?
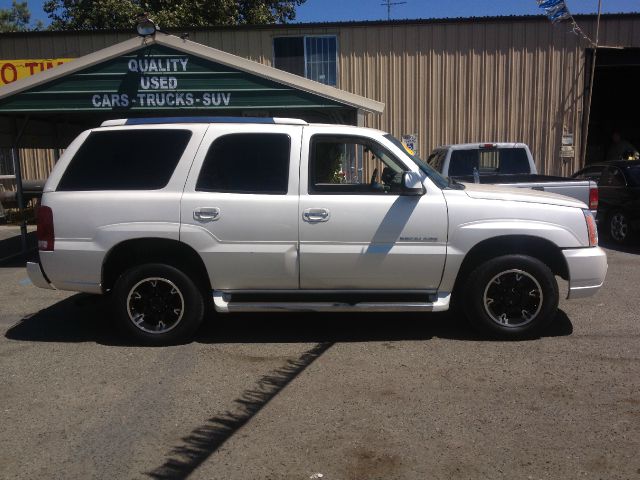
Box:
[401,143,415,156]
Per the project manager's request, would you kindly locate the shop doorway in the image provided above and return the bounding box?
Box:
[585,48,640,165]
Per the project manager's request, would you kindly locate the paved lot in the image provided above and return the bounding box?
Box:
[1,241,639,479]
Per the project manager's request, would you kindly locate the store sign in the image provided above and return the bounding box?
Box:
[561,133,575,158]
[0,58,73,86]
[0,45,343,113]
[90,55,234,109]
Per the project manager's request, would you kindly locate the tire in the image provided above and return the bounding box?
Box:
[113,263,205,345]
[608,210,633,245]
[463,255,559,339]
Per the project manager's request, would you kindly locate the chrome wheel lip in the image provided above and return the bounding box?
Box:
[126,277,185,334]
[610,213,628,242]
[482,269,543,328]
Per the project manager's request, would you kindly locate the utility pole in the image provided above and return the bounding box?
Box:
[380,0,406,21]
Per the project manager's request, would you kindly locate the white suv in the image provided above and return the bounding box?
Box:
[28,117,607,344]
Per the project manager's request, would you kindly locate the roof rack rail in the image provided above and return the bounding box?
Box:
[101,117,308,127]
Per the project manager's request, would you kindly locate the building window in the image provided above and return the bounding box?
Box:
[0,149,15,176]
[273,36,338,86]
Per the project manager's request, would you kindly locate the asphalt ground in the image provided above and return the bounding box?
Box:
[0,240,638,479]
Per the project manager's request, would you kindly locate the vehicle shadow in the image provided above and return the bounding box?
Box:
[0,232,37,266]
[4,294,572,480]
[599,237,640,255]
[4,293,573,346]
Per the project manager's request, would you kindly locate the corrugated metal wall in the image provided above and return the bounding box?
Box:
[1,15,640,177]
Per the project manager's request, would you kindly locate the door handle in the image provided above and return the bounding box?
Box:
[193,207,220,222]
[303,208,330,223]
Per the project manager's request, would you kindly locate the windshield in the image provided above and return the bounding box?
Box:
[384,134,451,189]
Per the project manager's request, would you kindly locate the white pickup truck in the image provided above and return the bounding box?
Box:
[426,143,599,213]
[27,118,607,345]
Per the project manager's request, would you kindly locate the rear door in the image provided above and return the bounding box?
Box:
[180,124,303,291]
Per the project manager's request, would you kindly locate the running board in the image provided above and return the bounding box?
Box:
[212,291,451,313]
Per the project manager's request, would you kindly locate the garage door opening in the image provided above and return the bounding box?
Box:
[585,48,640,164]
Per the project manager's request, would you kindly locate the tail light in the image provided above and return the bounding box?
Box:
[37,206,54,251]
[589,187,599,211]
[583,209,598,247]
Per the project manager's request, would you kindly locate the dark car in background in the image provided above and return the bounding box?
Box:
[572,160,640,245]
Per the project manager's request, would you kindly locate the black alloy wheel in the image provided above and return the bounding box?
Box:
[113,263,205,345]
[463,255,559,339]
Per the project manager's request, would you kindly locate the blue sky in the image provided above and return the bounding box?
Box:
[295,0,639,22]
[13,0,640,26]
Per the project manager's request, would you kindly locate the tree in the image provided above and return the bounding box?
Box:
[0,0,43,32]
[43,0,307,30]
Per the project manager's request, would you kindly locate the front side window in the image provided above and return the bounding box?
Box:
[57,129,192,191]
[273,35,338,86]
[196,133,290,194]
[309,135,405,194]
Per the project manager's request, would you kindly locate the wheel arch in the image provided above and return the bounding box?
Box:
[453,235,569,295]
[102,238,212,294]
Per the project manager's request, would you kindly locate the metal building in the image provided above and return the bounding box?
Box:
[1,13,639,179]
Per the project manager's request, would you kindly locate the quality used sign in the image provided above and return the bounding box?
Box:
[0,58,73,86]
[91,55,234,109]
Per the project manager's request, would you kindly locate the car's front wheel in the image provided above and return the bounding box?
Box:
[113,263,205,345]
[463,255,559,339]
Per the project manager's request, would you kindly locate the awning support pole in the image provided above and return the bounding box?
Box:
[12,116,30,254]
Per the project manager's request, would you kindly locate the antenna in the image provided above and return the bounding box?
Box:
[380,0,407,21]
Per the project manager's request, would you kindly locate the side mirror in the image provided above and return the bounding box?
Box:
[401,171,425,196]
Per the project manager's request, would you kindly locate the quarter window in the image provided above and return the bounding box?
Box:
[57,129,192,191]
[196,133,290,194]
[273,36,338,86]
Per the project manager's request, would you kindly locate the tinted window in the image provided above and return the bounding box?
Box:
[58,129,191,191]
[449,150,477,176]
[625,165,640,185]
[197,134,290,194]
[602,166,626,187]
[449,148,530,176]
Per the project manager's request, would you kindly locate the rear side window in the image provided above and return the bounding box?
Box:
[57,129,192,191]
[196,133,290,194]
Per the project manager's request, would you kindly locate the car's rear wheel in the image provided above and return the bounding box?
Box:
[113,263,204,345]
[463,255,559,339]
[609,210,633,245]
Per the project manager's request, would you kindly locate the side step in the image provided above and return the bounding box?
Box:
[212,291,451,313]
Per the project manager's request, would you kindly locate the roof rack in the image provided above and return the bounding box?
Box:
[101,117,308,127]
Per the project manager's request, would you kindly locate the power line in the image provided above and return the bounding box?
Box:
[380,0,407,21]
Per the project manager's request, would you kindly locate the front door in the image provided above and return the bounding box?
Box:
[180,124,303,291]
[298,130,448,291]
